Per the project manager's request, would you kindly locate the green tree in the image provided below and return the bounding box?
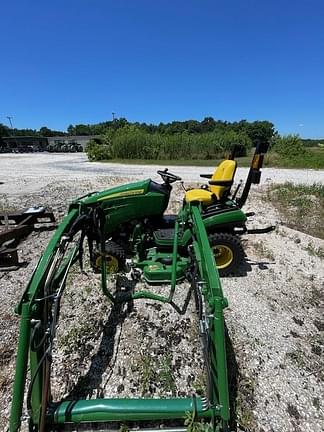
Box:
[245,121,275,145]
[36,127,65,136]
[72,124,92,135]
[201,117,216,132]
[271,134,305,156]
[0,123,10,137]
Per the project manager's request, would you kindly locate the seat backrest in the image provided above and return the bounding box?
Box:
[209,159,237,200]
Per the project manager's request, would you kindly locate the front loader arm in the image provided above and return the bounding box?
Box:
[10,208,80,432]
[10,197,231,431]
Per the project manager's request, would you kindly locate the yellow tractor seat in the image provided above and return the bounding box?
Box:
[185,159,237,204]
[184,188,214,205]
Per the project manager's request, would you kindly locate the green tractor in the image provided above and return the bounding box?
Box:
[9,142,273,432]
[89,142,273,278]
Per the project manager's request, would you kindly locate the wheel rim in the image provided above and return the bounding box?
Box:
[212,244,234,269]
[95,254,119,272]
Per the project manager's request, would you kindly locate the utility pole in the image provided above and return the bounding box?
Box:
[6,116,18,151]
[6,116,13,129]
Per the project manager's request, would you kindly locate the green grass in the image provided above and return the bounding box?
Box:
[263,147,324,169]
[0,196,14,212]
[89,147,324,169]
[304,243,324,260]
[235,374,257,431]
[137,354,156,395]
[136,353,176,396]
[184,411,213,432]
[268,183,324,239]
[159,355,177,394]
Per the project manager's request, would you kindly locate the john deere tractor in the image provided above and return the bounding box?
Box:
[9,142,273,432]
[88,142,274,278]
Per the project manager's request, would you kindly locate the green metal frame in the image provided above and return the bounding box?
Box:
[9,198,230,432]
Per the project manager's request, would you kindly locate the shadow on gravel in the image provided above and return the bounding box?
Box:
[0,260,29,272]
[34,225,57,233]
[247,259,274,271]
[222,256,275,278]
[66,275,135,400]
[64,275,242,429]
[221,257,253,278]
[225,325,239,431]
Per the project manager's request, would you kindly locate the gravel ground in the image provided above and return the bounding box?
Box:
[0,154,323,432]
[0,153,323,194]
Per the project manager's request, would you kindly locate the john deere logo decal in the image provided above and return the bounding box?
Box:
[98,189,145,201]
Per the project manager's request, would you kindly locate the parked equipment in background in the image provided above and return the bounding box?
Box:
[0,136,86,153]
[0,207,55,269]
[46,141,83,152]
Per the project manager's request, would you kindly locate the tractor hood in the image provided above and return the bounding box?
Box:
[69,178,171,232]
[73,179,152,206]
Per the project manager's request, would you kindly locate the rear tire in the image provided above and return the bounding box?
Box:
[208,233,244,276]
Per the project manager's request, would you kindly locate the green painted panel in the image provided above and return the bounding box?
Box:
[51,398,213,423]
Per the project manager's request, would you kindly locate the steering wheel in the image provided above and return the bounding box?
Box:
[157,168,182,184]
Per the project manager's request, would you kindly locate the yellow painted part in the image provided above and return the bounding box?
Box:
[212,245,234,269]
[185,188,214,205]
[95,254,119,273]
[98,189,145,201]
[185,159,237,204]
[210,160,237,200]
[252,154,263,169]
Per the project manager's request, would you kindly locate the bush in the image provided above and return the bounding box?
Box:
[86,140,111,161]
[87,127,252,161]
[271,134,305,157]
[265,135,324,168]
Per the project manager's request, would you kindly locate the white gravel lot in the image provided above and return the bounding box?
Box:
[0,153,323,194]
[0,154,323,432]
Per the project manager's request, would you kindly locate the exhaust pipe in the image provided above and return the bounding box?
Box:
[237,142,269,208]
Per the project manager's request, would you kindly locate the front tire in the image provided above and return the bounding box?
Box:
[208,233,244,276]
[93,240,126,273]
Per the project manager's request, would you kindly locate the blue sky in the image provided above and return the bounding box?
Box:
[1,0,323,137]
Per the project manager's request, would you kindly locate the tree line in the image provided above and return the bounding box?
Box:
[68,117,275,146]
[1,117,276,161]
[82,118,275,161]
[0,118,275,142]
[0,124,66,137]
[1,117,322,167]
